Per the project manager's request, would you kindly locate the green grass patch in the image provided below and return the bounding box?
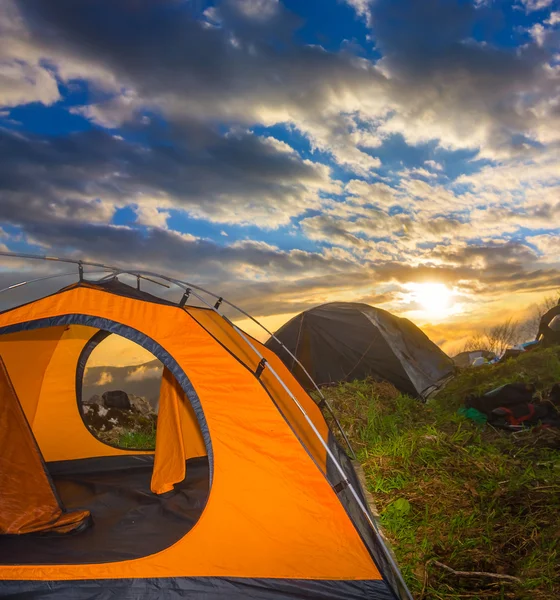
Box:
[96,416,157,449]
[320,346,560,599]
[115,426,157,449]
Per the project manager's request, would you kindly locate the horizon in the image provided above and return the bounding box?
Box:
[1,0,559,355]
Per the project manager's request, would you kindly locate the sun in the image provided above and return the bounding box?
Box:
[409,282,454,316]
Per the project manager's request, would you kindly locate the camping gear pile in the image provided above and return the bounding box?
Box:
[0,274,412,600]
[452,350,496,368]
[452,300,560,369]
[265,302,455,399]
[461,382,560,430]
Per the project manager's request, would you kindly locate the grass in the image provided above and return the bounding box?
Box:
[116,426,157,449]
[320,346,560,599]
[97,419,157,449]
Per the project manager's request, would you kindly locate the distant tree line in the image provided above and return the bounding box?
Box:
[462,291,559,356]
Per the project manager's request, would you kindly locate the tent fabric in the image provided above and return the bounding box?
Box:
[0,357,91,536]
[0,576,395,600]
[186,308,330,472]
[0,279,411,600]
[0,326,66,424]
[265,302,454,398]
[0,323,152,461]
[151,367,206,494]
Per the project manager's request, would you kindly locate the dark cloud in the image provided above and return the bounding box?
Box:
[15,0,383,126]
[431,241,540,268]
[368,0,557,154]
[0,125,333,227]
[3,220,353,282]
[374,259,560,295]
[8,0,559,162]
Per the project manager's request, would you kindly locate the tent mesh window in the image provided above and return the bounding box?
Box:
[77,331,162,451]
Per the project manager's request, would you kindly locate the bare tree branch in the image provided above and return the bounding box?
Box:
[432,560,522,584]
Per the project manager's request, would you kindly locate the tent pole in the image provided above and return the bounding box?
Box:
[0,269,116,295]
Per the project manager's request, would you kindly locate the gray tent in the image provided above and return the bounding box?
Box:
[265,302,455,398]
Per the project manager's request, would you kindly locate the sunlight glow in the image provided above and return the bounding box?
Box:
[408,282,454,317]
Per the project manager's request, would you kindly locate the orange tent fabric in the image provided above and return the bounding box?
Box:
[151,366,206,494]
[0,357,90,535]
[186,309,330,471]
[0,278,411,600]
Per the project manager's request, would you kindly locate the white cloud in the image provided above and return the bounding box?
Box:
[345,179,398,207]
[95,371,113,386]
[126,364,163,382]
[425,160,444,171]
[71,92,139,129]
[135,206,170,229]
[235,0,280,21]
[0,60,59,108]
[527,234,560,260]
[518,0,555,13]
[260,136,297,154]
[343,0,371,20]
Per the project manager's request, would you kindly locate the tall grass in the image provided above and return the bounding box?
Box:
[321,346,560,599]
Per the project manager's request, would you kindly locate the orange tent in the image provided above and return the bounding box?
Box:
[0,276,411,600]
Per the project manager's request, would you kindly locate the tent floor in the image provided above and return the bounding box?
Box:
[0,455,209,565]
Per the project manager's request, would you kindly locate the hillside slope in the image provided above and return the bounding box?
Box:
[320,346,560,600]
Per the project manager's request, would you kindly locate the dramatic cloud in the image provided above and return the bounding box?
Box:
[9,0,556,163]
[0,126,336,228]
[1,0,559,349]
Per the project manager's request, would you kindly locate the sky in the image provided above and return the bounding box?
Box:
[0,0,559,354]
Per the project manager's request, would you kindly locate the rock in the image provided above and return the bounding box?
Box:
[129,394,153,415]
[82,403,135,432]
[84,394,103,406]
[102,390,131,410]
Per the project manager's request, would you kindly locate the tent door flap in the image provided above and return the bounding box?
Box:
[0,355,91,536]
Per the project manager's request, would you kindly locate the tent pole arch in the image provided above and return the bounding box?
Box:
[0,251,355,458]
[0,260,363,509]
[0,253,356,471]
[0,252,361,512]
